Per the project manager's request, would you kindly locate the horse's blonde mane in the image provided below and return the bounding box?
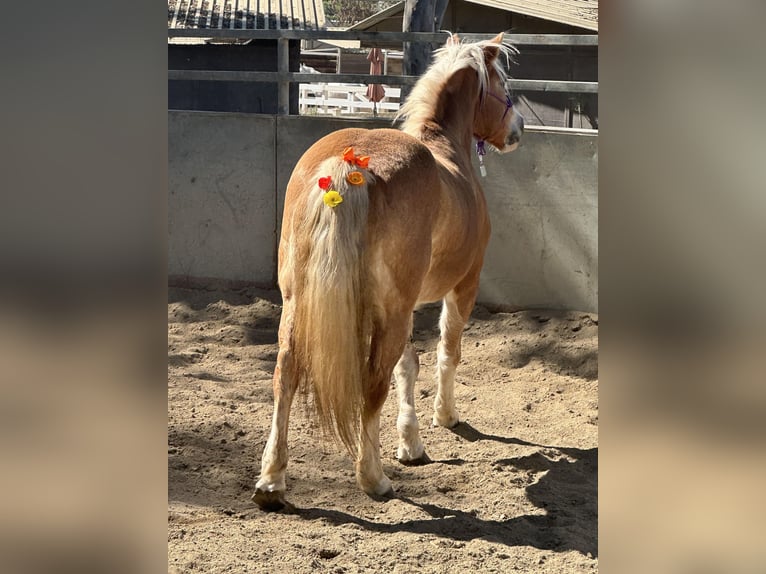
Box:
[397,35,517,137]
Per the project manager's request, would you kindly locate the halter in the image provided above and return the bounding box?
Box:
[475,88,513,178]
[486,89,513,121]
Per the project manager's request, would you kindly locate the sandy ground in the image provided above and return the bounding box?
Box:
[168,286,598,573]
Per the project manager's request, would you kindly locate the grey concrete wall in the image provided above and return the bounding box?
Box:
[168,112,276,284]
[169,111,597,311]
[477,129,598,312]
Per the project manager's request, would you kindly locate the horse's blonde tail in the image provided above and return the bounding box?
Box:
[292,158,373,455]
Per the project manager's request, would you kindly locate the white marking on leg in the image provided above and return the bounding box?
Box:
[356,412,392,495]
[255,313,296,497]
[395,344,424,461]
[433,348,459,427]
[255,372,294,493]
[255,394,291,493]
[433,294,462,427]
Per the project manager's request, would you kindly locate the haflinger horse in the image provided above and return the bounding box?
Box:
[254,33,524,511]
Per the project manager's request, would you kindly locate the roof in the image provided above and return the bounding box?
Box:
[350,0,598,32]
[467,0,597,31]
[167,0,326,31]
[349,2,405,31]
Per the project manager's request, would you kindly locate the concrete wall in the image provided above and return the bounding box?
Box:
[169,111,597,312]
[168,112,277,284]
[478,128,598,312]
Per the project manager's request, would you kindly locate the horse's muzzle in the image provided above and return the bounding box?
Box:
[507,113,524,146]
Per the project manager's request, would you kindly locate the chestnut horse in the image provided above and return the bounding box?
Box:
[254,33,524,511]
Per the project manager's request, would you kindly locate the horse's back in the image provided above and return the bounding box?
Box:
[285,127,439,223]
[295,127,438,184]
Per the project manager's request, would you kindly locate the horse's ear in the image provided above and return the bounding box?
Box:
[483,32,504,62]
[446,33,461,46]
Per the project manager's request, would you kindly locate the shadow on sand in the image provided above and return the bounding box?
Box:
[286,423,597,556]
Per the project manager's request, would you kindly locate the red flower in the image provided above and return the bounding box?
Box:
[318,176,332,190]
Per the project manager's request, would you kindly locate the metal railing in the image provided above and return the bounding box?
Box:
[167,29,598,115]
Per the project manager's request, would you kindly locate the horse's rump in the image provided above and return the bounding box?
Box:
[282,129,440,452]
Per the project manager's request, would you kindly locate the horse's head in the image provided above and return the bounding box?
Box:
[473,33,524,153]
[398,33,525,152]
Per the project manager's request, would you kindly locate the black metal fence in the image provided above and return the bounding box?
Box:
[167,29,598,119]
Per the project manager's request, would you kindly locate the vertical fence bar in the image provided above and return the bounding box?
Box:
[277,36,289,115]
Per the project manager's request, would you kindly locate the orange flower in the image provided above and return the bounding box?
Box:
[346,171,365,186]
[322,190,343,208]
[342,146,370,168]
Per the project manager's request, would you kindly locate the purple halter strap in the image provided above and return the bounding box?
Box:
[486,89,513,121]
[475,89,513,177]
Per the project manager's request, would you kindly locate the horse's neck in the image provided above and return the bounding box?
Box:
[417,69,479,171]
[420,125,472,175]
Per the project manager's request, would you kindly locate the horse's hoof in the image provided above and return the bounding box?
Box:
[380,485,396,499]
[398,452,431,466]
[432,412,459,428]
[252,488,288,512]
[360,475,394,500]
[397,441,425,464]
[368,484,396,501]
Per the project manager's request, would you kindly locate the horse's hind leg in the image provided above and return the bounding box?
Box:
[253,299,297,511]
[357,312,410,496]
[394,316,425,462]
[433,280,479,428]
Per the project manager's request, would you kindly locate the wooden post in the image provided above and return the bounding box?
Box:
[278,37,289,115]
[402,0,435,77]
[401,0,448,102]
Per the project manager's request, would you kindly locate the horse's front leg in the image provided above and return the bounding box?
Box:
[433,284,477,428]
[253,300,297,511]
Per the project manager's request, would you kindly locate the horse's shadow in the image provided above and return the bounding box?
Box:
[448,420,541,447]
[291,423,598,557]
[170,416,597,557]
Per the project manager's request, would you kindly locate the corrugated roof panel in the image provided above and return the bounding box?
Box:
[348,1,405,31]
[464,0,598,31]
[167,0,326,30]
[349,0,598,32]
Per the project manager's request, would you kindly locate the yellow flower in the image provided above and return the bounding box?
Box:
[346,171,365,186]
[323,190,343,207]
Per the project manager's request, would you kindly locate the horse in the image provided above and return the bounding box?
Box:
[253,33,524,511]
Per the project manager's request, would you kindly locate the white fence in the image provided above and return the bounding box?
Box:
[299,83,401,115]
